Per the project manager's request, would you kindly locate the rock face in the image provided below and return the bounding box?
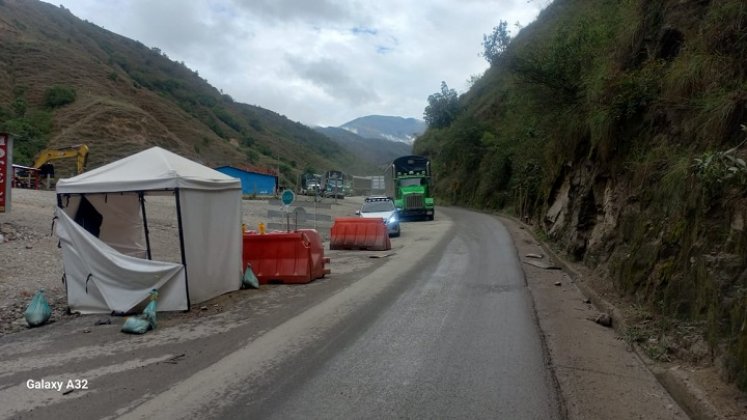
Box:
[538,148,747,384]
[544,164,620,262]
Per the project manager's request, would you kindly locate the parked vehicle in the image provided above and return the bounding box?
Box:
[351,176,372,196]
[14,144,89,189]
[299,172,322,196]
[370,175,385,194]
[33,144,89,175]
[322,170,345,199]
[356,196,400,237]
[385,155,435,220]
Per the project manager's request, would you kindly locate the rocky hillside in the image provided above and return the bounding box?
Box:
[0,0,378,183]
[416,0,747,387]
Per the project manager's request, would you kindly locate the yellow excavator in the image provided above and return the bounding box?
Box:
[14,144,89,189]
[32,144,89,175]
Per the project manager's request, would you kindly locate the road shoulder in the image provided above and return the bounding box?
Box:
[499,215,689,419]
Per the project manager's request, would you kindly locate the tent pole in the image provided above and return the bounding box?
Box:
[139,192,152,260]
[175,188,191,309]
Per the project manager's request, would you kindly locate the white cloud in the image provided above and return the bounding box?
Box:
[51,0,545,126]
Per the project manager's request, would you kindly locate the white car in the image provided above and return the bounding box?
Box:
[356,196,400,237]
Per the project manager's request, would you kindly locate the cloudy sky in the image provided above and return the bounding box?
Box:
[50,0,546,127]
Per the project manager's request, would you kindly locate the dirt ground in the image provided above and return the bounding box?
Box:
[3,188,747,418]
[0,188,364,335]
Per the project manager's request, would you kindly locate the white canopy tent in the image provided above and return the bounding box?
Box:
[55,146,243,314]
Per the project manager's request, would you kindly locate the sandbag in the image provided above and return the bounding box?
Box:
[143,298,157,330]
[24,289,52,327]
[242,264,259,289]
[121,289,158,334]
[121,316,150,334]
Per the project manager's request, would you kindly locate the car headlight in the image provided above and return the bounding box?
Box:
[387,214,398,225]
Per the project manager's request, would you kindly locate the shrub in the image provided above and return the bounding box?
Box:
[44,85,76,108]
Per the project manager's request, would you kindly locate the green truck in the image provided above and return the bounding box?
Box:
[385,155,435,220]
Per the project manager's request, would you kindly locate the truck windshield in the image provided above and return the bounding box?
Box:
[399,178,422,187]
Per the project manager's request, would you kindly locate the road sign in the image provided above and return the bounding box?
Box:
[281,189,295,206]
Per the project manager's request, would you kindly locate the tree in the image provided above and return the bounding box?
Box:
[423,81,459,129]
[481,20,511,65]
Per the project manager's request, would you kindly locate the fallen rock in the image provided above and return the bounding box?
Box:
[595,313,613,327]
[526,253,544,259]
[523,259,561,270]
[554,281,562,286]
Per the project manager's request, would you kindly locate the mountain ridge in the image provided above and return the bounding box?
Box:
[313,125,411,169]
[339,115,425,145]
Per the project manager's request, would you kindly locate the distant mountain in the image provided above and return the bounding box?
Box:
[339,115,425,145]
[314,126,411,172]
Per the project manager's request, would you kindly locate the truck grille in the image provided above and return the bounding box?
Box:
[405,194,424,209]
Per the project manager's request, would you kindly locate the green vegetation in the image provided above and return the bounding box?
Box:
[415,0,747,387]
[423,82,459,129]
[0,110,53,164]
[43,85,77,108]
[481,20,511,65]
[0,85,53,164]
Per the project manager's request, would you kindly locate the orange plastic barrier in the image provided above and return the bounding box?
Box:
[242,230,329,284]
[298,229,331,278]
[329,217,392,251]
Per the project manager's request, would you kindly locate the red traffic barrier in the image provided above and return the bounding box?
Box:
[242,229,329,284]
[297,229,331,278]
[329,217,392,251]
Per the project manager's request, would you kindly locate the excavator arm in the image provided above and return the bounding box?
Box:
[32,144,89,175]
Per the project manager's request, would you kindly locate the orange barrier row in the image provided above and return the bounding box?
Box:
[242,229,330,284]
[329,217,391,251]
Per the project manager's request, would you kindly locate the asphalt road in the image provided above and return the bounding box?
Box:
[236,207,561,419]
[1,207,560,419]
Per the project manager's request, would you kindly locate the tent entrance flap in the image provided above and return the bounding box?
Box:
[74,196,103,237]
[56,208,188,313]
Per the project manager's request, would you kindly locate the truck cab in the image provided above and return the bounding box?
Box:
[386,155,435,220]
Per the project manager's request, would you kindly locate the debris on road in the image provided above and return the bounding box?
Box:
[523,259,561,270]
[594,313,613,327]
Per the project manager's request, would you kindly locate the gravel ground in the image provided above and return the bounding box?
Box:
[0,188,362,336]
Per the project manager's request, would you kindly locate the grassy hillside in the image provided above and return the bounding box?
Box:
[416,0,747,387]
[0,0,378,184]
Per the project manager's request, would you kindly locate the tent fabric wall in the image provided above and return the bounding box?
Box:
[179,188,243,304]
[56,209,188,313]
[61,193,148,258]
[54,147,243,314]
